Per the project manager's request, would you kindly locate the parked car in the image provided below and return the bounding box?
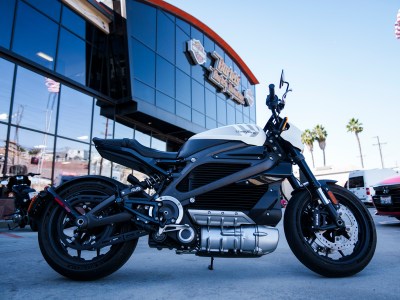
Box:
[372,175,400,220]
[347,168,398,204]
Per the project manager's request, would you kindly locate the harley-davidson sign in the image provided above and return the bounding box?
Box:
[187,39,254,107]
[187,39,207,65]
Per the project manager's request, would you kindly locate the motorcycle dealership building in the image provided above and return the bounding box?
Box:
[0,0,258,194]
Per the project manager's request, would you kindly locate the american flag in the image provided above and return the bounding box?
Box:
[396,9,400,39]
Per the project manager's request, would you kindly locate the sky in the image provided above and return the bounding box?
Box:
[165,0,400,171]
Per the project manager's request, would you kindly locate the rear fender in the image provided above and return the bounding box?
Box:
[28,175,127,220]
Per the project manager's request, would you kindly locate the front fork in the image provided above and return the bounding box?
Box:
[289,149,345,229]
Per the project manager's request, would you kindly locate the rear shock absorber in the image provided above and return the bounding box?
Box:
[127,174,163,190]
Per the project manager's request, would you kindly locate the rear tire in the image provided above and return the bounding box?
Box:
[38,179,138,280]
[284,184,376,277]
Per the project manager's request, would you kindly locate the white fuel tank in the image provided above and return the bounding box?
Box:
[189,124,266,146]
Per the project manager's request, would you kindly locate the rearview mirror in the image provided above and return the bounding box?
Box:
[279,70,285,89]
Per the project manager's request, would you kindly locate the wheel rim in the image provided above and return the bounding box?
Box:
[300,196,367,262]
[48,191,125,263]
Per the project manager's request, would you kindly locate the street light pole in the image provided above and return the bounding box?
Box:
[373,136,386,169]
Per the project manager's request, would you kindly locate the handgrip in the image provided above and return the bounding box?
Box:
[269,84,275,100]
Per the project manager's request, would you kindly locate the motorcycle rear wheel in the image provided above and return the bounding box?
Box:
[38,179,138,280]
[284,184,376,277]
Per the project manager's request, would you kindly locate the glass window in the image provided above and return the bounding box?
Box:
[191,63,205,84]
[24,0,61,21]
[236,106,243,123]
[224,54,233,68]
[191,27,203,44]
[61,5,85,39]
[12,67,58,133]
[157,11,175,63]
[349,176,364,188]
[217,96,227,125]
[176,69,191,106]
[135,129,150,147]
[205,89,217,120]
[92,104,113,140]
[243,113,250,124]
[114,121,134,139]
[90,147,111,177]
[0,124,7,175]
[133,79,155,104]
[205,77,216,93]
[54,138,89,185]
[57,85,93,141]
[250,98,256,122]
[12,1,58,70]
[156,91,175,114]
[131,39,155,87]
[241,72,249,92]
[0,58,15,123]
[127,0,156,50]
[204,35,215,53]
[151,136,166,151]
[176,18,190,35]
[176,102,191,121]
[227,103,235,125]
[215,44,223,55]
[8,127,54,189]
[192,80,204,113]
[192,110,205,127]
[206,117,216,130]
[56,28,86,85]
[156,55,175,97]
[176,27,191,75]
[0,0,15,49]
[111,162,133,183]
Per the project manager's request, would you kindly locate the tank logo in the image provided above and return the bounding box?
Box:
[187,39,207,65]
[234,125,259,137]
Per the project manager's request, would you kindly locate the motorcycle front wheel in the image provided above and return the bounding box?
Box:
[38,179,138,280]
[284,184,376,277]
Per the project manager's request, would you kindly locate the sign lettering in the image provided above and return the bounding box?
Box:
[187,39,254,107]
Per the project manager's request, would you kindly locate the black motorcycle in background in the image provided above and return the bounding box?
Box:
[30,73,377,280]
[1,173,40,231]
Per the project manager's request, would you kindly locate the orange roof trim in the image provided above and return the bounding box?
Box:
[143,0,259,85]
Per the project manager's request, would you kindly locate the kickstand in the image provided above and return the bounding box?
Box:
[208,257,214,270]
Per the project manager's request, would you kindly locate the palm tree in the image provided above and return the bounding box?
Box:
[346,118,364,168]
[313,124,328,166]
[301,129,316,168]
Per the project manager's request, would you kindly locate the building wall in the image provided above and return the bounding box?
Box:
[125,0,257,135]
[0,0,258,190]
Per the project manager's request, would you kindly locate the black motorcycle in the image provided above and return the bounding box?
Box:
[1,172,40,231]
[30,73,376,280]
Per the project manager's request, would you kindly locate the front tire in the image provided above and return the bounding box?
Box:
[284,184,376,277]
[38,179,138,280]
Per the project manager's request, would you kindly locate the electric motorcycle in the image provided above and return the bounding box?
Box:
[1,173,40,231]
[30,73,376,280]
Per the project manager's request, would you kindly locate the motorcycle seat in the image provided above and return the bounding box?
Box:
[93,138,178,160]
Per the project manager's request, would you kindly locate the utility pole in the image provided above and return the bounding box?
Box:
[373,136,386,169]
